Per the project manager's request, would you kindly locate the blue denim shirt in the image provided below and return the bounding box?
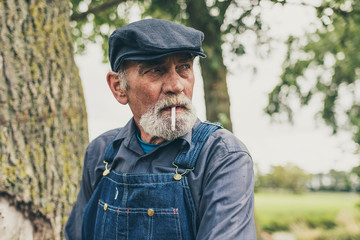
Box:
[65,118,256,239]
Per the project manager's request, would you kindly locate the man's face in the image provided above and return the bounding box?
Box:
[123,53,196,141]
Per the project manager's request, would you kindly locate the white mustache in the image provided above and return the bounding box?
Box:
[155,95,192,113]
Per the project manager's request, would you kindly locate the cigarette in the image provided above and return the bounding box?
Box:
[171,107,176,131]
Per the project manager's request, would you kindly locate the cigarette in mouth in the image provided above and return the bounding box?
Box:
[171,107,176,131]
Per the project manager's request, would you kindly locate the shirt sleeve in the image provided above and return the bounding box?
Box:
[196,140,256,240]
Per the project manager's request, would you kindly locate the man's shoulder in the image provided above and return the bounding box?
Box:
[86,128,122,153]
[206,127,250,156]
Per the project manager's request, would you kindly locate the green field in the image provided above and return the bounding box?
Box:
[255,191,360,239]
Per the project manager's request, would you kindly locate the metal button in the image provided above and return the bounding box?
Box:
[147,209,154,217]
[173,174,182,181]
[104,203,108,211]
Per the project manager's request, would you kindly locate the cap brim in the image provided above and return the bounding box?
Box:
[124,50,206,62]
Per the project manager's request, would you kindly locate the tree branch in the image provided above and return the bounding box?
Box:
[70,0,127,22]
[218,0,234,19]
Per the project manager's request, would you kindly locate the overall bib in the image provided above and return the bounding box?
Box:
[82,122,222,240]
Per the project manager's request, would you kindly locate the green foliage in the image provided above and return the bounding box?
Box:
[143,0,182,21]
[265,1,360,147]
[352,165,360,178]
[309,169,359,192]
[257,164,360,193]
[70,0,131,59]
[258,163,311,193]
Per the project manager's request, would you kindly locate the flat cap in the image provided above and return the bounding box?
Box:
[109,19,206,72]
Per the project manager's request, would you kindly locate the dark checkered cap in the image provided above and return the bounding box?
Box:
[108,19,206,72]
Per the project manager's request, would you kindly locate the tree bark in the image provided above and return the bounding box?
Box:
[0,0,88,239]
[186,0,233,131]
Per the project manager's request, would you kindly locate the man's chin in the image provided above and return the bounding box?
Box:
[141,117,196,141]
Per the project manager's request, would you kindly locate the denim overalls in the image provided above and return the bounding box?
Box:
[82,122,222,240]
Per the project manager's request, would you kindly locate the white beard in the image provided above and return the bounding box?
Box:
[139,94,197,141]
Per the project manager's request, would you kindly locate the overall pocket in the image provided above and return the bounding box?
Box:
[95,200,183,240]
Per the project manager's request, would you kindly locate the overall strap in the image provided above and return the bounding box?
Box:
[174,121,223,170]
[103,128,123,164]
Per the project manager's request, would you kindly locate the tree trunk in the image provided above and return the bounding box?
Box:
[186,0,233,131]
[0,1,88,239]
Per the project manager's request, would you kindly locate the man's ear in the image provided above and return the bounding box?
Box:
[106,72,128,105]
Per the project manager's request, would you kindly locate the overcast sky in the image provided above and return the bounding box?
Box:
[75,3,359,174]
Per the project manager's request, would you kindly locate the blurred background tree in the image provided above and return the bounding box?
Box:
[0,1,88,239]
[258,163,312,193]
[266,0,360,155]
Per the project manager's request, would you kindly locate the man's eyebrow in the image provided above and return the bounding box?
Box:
[178,54,195,63]
[138,59,165,74]
[137,54,194,74]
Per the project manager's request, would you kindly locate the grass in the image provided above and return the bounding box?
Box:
[255,191,360,233]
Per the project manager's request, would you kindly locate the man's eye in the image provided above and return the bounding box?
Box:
[178,64,191,70]
[146,68,160,74]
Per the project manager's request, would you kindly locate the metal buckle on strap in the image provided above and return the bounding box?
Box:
[103,161,111,176]
[172,162,195,181]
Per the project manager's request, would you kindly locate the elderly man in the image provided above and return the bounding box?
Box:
[65,19,255,240]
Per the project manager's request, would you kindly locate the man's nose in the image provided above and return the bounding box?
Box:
[163,68,184,94]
